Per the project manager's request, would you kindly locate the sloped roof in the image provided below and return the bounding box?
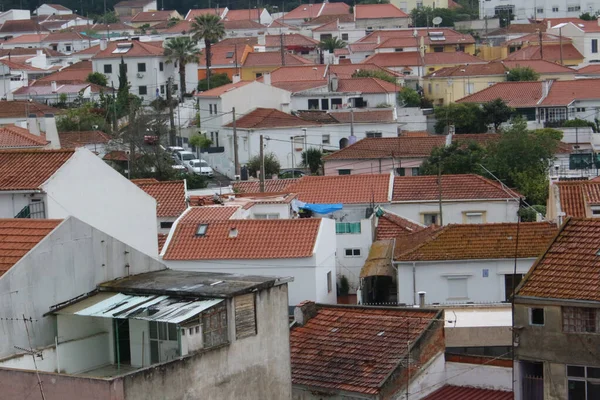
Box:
[163,218,321,260]
[214,37,259,47]
[354,3,408,19]
[0,20,46,34]
[541,79,600,106]
[266,33,319,48]
[358,28,475,46]
[504,32,564,46]
[242,51,313,67]
[0,219,62,276]
[42,31,87,42]
[196,44,247,67]
[393,174,517,202]
[363,51,485,68]
[92,40,165,59]
[396,222,557,261]
[504,44,583,63]
[555,181,600,217]
[423,386,512,400]
[36,60,93,83]
[577,64,600,75]
[185,8,225,21]
[427,61,507,78]
[285,174,390,204]
[131,10,177,22]
[283,2,350,21]
[0,125,48,148]
[456,81,543,108]
[302,13,354,27]
[0,48,64,58]
[502,59,575,74]
[224,8,264,21]
[290,303,439,395]
[135,180,187,217]
[196,81,253,97]
[376,209,425,241]
[335,77,398,93]
[224,108,319,129]
[545,18,600,33]
[487,22,546,37]
[331,109,395,123]
[0,149,74,190]
[0,100,61,119]
[223,19,264,29]
[517,218,600,302]
[232,178,300,193]
[266,63,399,85]
[2,33,46,44]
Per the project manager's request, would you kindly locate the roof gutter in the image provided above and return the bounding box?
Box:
[1,189,44,194]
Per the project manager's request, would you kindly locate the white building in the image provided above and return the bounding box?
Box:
[547,20,600,64]
[35,3,73,16]
[0,9,30,24]
[479,0,599,20]
[0,146,159,256]
[161,206,337,306]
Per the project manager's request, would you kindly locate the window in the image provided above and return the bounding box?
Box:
[344,248,361,257]
[196,224,208,236]
[202,303,228,348]
[546,107,567,122]
[433,46,444,52]
[159,61,164,71]
[423,213,439,226]
[209,104,213,115]
[104,64,112,73]
[396,167,405,176]
[65,45,71,52]
[395,48,404,52]
[336,222,361,234]
[338,169,351,175]
[160,85,165,94]
[235,293,257,339]
[320,33,332,41]
[321,98,329,110]
[139,85,147,95]
[465,82,474,95]
[225,51,234,58]
[212,103,217,113]
[552,6,559,12]
[322,134,330,144]
[593,39,598,54]
[464,211,484,224]
[331,98,342,109]
[308,99,319,110]
[366,131,382,138]
[458,45,465,52]
[567,365,600,399]
[138,63,146,72]
[255,72,263,78]
[411,167,420,176]
[342,33,348,41]
[529,307,545,325]
[537,7,544,13]
[504,274,524,301]
[254,213,279,219]
[577,107,587,113]
[563,307,600,333]
[160,221,174,229]
[567,5,581,11]
[447,277,468,299]
[327,271,332,293]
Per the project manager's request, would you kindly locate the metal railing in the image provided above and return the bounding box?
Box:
[14,202,46,219]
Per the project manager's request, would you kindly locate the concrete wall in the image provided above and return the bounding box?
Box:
[396,258,536,305]
[324,157,423,176]
[290,93,396,111]
[0,192,40,218]
[445,361,512,391]
[0,216,165,359]
[129,319,151,368]
[44,147,159,256]
[355,17,409,29]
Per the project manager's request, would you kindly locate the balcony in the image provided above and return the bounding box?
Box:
[14,201,45,219]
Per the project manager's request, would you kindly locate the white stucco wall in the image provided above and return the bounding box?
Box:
[445,362,512,391]
[396,258,537,305]
[0,192,42,218]
[43,147,159,256]
[335,217,374,292]
[387,200,519,225]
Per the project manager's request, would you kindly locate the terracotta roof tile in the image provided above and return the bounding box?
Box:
[393,174,517,202]
[577,64,600,74]
[232,178,300,193]
[92,40,165,59]
[517,218,600,301]
[423,385,512,400]
[213,37,258,47]
[242,51,313,67]
[363,51,485,68]
[302,14,354,27]
[427,61,507,78]
[376,209,425,241]
[283,2,350,21]
[134,180,187,217]
[266,63,399,85]
[336,77,398,93]
[504,44,583,63]
[0,219,62,276]
[224,108,319,129]
[42,31,88,42]
[487,22,546,36]
[269,19,300,30]
[197,44,247,67]
[0,125,48,148]
[504,32,564,46]
[285,174,390,204]
[0,100,61,119]
[294,110,339,124]
[541,79,600,106]
[545,18,600,33]
[555,181,600,217]
[0,149,74,190]
[502,59,575,74]
[354,3,408,19]
[358,28,475,45]
[157,233,167,252]
[37,61,93,83]
[58,130,110,149]
[163,217,321,260]
[196,81,252,97]
[331,109,395,123]
[270,80,326,92]
[223,19,264,29]
[396,222,557,261]
[131,10,178,22]
[0,20,47,34]
[224,9,264,21]
[457,81,543,108]
[0,48,64,57]
[2,33,46,45]
[265,33,319,48]
[185,8,225,21]
[290,304,438,395]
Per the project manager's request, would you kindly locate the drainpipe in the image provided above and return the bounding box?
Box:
[412,262,417,305]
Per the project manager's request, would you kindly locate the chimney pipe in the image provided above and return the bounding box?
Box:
[418,291,426,308]
[294,301,318,325]
[51,81,57,92]
[41,113,61,149]
[27,113,40,136]
[232,74,241,83]
[100,38,107,50]
[263,72,271,85]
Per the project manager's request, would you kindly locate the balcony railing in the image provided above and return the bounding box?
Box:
[14,201,46,219]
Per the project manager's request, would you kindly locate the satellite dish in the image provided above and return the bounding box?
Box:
[432,16,442,26]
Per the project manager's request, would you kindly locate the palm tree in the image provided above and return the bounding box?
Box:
[164,37,199,99]
[318,37,347,53]
[191,14,225,86]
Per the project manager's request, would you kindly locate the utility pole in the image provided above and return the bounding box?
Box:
[111,81,117,133]
[559,27,563,65]
[166,78,176,146]
[538,29,544,60]
[23,315,46,400]
[280,33,285,66]
[259,134,265,192]
[232,107,240,177]
[350,108,354,137]
[437,161,443,226]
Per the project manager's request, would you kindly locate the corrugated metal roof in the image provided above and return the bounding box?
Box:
[55,292,223,324]
[360,239,395,278]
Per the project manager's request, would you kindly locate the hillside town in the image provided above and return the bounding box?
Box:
[0,0,600,398]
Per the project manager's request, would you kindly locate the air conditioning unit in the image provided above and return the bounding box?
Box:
[137,73,144,78]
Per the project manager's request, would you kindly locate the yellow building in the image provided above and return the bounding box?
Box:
[364,28,477,56]
[389,0,448,13]
[240,52,314,81]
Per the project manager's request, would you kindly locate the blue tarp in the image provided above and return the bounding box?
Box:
[300,202,343,214]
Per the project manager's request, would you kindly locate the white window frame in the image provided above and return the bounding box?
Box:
[254,213,279,219]
[344,248,361,257]
[447,276,468,300]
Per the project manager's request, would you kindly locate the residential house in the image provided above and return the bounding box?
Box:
[114,0,157,17]
[0,124,49,149]
[502,32,584,66]
[12,81,106,105]
[322,134,500,176]
[354,3,410,30]
[184,7,227,21]
[36,59,93,83]
[134,179,188,233]
[547,19,600,65]
[240,51,313,80]
[0,56,58,93]
[0,147,159,256]
[513,218,600,400]
[223,8,273,25]
[479,0,597,20]
[91,40,176,101]
[279,2,351,25]
[391,222,557,306]
[547,179,600,223]
[58,130,111,156]
[310,15,363,45]
[35,4,72,16]
[222,19,265,38]
[266,20,300,35]
[259,34,321,62]
[160,207,336,305]
[0,9,30,25]
[0,100,60,125]
[34,13,93,32]
[0,20,48,40]
[129,10,182,28]
[197,44,252,80]
[290,302,446,399]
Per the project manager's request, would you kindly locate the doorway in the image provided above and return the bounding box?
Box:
[114,319,131,365]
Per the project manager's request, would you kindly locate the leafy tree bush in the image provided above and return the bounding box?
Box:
[86,72,108,87]
[561,118,598,132]
[247,152,281,178]
[482,99,515,132]
[301,148,323,174]
[56,102,107,131]
[398,87,421,107]
[318,37,347,52]
[579,12,597,21]
[507,67,540,81]
[189,134,213,158]
[351,69,397,84]
[198,73,231,91]
[434,103,487,134]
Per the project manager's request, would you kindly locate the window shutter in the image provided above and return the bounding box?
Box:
[235,293,256,339]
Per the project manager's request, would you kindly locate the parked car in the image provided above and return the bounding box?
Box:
[186,159,214,177]
[279,169,307,179]
[144,135,159,145]
[174,150,196,165]
[171,159,186,173]
[167,146,185,159]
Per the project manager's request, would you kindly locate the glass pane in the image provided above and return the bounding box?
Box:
[568,380,585,400]
[587,367,600,379]
[588,381,600,398]
[149,321,158,340]
[150,341,159,364]
[159,322,168,340]
[168,323,177,341]
[567,366,585,377]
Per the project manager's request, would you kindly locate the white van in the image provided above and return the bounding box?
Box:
[175,151,196,165]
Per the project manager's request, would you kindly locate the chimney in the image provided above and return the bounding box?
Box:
[51,81,57,92]
[100,38,107,50]
[258,33,266,46]
[445,129,453,146]
[547,21,551,30]
[27,113,40,136]
[263,72,271,85]
[294,301,317,325]
[377,35,381,45]
[418,291,426,308]
[541,79,553,99]
[420,36,425,57]
[41,113,61,149]
[36,49,43,57]
[232,74,241,83]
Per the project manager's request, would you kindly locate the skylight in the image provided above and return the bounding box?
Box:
[196,223,208,236]
[226,51,234,58]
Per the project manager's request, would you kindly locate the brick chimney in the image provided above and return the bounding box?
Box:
[294,301,317,325]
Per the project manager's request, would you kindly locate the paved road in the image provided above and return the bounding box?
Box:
[207,170,231,189]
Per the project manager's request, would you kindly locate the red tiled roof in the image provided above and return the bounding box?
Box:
[36,61,93,83]
[363,51,485,68]
[157,233,167,252]
[517,218,600,301]
[266,33,319,48]
[0,125,48,148]
[577,64,600,74]
[336,77,398,93]
[504,44,583,63]
[163,217,321,260]
[358,28,475,45]
[423,385,512,400]
[425,52,486,65]
[312,19,344,32]
[285,174,390,204]
[0,149,74,190]
[103,150,130,161]
[271,80,326,92]
[427,61,507,78]
[0,219,62,276]
[242,51,313,67]
[2,33,46,45]
[0,20,47,34]
[541,79,600,106]
[45,3,71,11]
[283,2,350,21]
[213,37,259,47]
[42,31,88,42]
[196,81,252,97]
[0,48,64,58]
[232,178,299,193]
[545,18,600,33]
[223,19,264,29]
[92,40,165,59]
[396,222,557,261]
[331,109,395,123]
[555,181,600,217]
[131,10,178,22]
[186,8,224,21]
[487,22,546,36]
[290,303,438,395]
[457,81,543,108]
[301,13,354,27]
[135,180,187,217]
[197,44,247,67]
[376,209,424,241]
[502,59,575,74]
[268,19,300,30]
[267,63,399,84]
[224,108,319,129]
[324,135,499,160]
[0,101,61,119]
[0,58,49,73]
[393,174,517,202]
[349,42,378,52]
[355,3,408,19]
[224,8,263,21]
[504,32,564,46]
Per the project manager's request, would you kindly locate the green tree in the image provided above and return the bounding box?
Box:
[434,103,487,134]
[420,141,487,175]
[93,11,118,24]
[561,118,598,132]
[247,152,281,178]
[197,73,231,91]
[507,66,540,82]
[86,72,108,87]
[56,102,107,132]
[301,148,323,174]
[351,69,396,84]
[482,98,515,132]
[164,36,199,98]
[579,12,597,21]
[410,7,457,27]
[192,14,226,85]
[167,17,181,28]
[318,37,347,52]
[398,87,421,107]
[189,133,213,158]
